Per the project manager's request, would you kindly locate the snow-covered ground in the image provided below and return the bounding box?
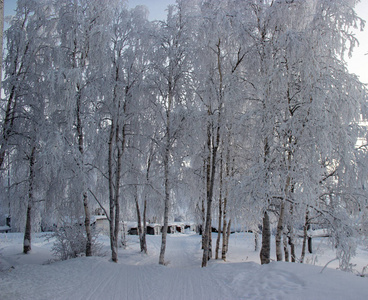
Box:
[1,232,368,299]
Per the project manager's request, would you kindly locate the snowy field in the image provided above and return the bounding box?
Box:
[1,232,368,300]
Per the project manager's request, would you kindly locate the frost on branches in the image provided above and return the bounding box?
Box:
[0,0,367,271]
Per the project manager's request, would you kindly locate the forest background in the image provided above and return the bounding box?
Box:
[1,0,368,270]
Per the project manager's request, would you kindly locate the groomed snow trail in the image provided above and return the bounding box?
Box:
[0,234,231,300]
[1,233,368,300]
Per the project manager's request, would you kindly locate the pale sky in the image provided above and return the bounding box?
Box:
[348,0,368,84]
[3,0,368,84]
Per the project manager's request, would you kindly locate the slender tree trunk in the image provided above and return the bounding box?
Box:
[202,40,223,268]
[276,201,285,261]
[135,185,147,253]
[0,0,5,170]
[142,197,147,254]
[0,0,3,94]
[108,122,117,262]
[260,211,270,264]
[76,91,92,257]
[0,88,16,171]
[300,208,309,263]
[201,148,212,266]
[159,147,170,265]
[135,186,143,250]
[221,144,231,261]
[83,192,92,256]
[277,173,291,262]
[290,235,296,262]
[283,230,289,262]
[254,231,259,251]
[202,123,220,267]
[140,147,152,255]
[23,202,32,254]
[202,124,211,259]
[288,203,296,262]
[226,219,231,254]
[215,155,223,259]
[159,88,172,265]
[308,233,313,254]
[221,196,228,261]
[112,130,123,262]
[201,154,208,252]
[23,146,35,254]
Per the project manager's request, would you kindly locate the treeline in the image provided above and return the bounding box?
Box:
[0,0,367,269]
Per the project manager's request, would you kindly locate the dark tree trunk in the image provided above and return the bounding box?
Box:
[0,88,16,172]
[141,197,147,254]
[283,231,289,262]
[260,211,270,265]
[215,155,223,259]
[300,208,309,263]
[83,192,92,257]
[202,122,220,267]
[135,186,143,250]
[221,202,228,261]
[23,146,35,254]
[108,122,117,262]
[289,204,296,262]
[308,236,313,254]
[276,201,285,261]
[23,203,32,254]
[226,219,231,254]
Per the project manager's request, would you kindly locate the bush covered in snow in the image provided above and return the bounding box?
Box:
[48,224,102,260]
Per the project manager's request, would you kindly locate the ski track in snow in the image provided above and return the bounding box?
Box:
[1,232,368,300]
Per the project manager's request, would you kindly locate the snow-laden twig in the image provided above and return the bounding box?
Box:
[320,257,339,274]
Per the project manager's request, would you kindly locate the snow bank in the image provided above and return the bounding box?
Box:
[1,232,367,299]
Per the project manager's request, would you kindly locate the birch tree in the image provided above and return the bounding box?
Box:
[2,0,54,252]
[53,0,109,257]
[150,3,190,265]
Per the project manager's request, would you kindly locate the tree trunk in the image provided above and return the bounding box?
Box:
[23,146,35,254]
[221,144,231,261]
[159,79,174,265]
[0,0,3,93]
[283,230,289,262]
[112,133,123,262]
[135,185,147,253]
[141,197,147,254]
[226,219,231,254]
[215,156,223,259]
[0,0,4,168]
[300,208,309,263]
[308,236,313,254]
[288,203,296,262]
[202,136,219,266]
[159,114,171,265]
[76,90,92,257]
[23,202,32,254]
[260,211,270,264]
[0,88,16,172]
[159,149,170,265]
[276,201,285,261]
[108,122,117,262]
[289,229,296,262]
[202,40,223,268]
[221,217,227,261]
[140,146,152,255]
[135,186,143,251]
[83,192,92,257]
[254,231,259,252]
